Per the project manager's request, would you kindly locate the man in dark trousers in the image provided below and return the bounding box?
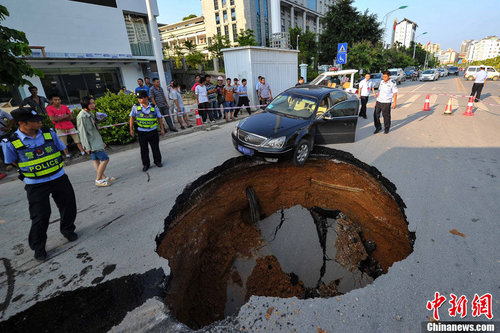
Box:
[1,108,78,261]
[373,70,398,134]
[129,90,165,172]
[357,73,377,119]
[470,66,488,102]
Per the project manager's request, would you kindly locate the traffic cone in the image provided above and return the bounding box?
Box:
[462,96,474,116]
[443,98,453,115]
[422,94,431,111]
[195,109,203,126]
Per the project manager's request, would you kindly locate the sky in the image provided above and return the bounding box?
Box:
[156,0,499,51]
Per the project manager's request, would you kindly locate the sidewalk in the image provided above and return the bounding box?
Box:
[0,104,252,183]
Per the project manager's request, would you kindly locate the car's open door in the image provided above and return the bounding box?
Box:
[315,92,359,144]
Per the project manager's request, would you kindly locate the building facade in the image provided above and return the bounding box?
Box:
[159,16,208,58]
[438,48,458,65]
[460,40,474,55]
[468,36,500,61]
[423,43,441,54]
[392,18,417,48]
[1,0,170,107]
[201,0,333,48]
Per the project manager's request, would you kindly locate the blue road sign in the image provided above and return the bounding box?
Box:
[337,53,347,64]
[337,43,348,53]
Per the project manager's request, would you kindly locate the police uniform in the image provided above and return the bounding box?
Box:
[1,108,77,260]
[374,78,398,133]
[130,94,163,171]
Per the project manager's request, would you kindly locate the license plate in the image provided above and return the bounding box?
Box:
[238,145,254,156]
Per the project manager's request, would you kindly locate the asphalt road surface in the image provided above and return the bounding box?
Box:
[1,76,499,332]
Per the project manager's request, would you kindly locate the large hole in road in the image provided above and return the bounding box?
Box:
[156,147,416,329]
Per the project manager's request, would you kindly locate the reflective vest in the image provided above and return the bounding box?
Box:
[10,130,64,179]
[135,104,158,129]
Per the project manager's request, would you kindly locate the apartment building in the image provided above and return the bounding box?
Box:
[392,18,418,48]
[159,16,208,57]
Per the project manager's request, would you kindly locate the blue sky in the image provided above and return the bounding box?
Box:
[157,0,499,51]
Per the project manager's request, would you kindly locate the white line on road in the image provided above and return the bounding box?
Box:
[432,87,437,90]
[410,84,424,92]
[401,94,420,108]
[430,95,438,107]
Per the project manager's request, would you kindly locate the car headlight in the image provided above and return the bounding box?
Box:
[262,136,286,149]
[233,125,238,136]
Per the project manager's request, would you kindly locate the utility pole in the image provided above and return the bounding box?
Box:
[145,0,168,94]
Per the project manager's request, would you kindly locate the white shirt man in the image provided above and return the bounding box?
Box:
[374,71,398,134]
[357,74,377,118]
[470,67,487,101]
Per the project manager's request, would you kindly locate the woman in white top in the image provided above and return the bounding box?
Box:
[195,77,210,123]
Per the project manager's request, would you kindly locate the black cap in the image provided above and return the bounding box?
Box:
[136,90,148,99]
[11,107,43,122]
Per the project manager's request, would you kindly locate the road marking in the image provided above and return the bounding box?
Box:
[455,78,460,92]
[432,87,437,90]
[457,78,467,93]
[430,95,438,108]
[410,84,424,92]
[476,101,490,111]
[491,96,500,106]
[401,94,420,108]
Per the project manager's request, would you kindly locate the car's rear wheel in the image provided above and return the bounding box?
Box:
[293,139,311,166]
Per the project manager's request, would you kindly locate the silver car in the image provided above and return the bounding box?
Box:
[370,73,382,89]
[420,69,439,81]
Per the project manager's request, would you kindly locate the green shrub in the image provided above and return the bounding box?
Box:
[94,92,138,145]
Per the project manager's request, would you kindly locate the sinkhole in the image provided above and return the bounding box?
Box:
[155,146,416,329]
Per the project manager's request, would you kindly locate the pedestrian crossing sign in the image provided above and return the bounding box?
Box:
[337,43,348,53]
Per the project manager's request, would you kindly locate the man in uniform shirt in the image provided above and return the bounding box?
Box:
[373,70,398,134]
[357,73,377,119]
[470,66,488,102]
[129,90,165,172]
[1,108,77,261]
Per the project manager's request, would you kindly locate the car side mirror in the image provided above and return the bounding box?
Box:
[323,112,333,120]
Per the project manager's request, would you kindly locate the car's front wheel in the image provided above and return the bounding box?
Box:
[293,139,311,166]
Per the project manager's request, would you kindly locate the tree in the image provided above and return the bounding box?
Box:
[207,34,231,60]
[0,5,43,91]
[186,52,204,69]
[289,27,318,66]
[182,14,197,21]
[234,29,257,46]
[184,40,196,53]
[319,0,383,63]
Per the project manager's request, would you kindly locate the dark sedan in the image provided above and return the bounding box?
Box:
[232,86,360,165]
[447,67,459,76]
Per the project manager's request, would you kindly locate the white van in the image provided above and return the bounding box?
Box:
[387,68,406,84]
[464,66,500,81]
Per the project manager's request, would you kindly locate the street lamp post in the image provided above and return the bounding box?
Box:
[382,5,408,48]
[413,32,428,59]
[296,34,299,51]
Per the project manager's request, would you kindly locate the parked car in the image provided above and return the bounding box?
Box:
[232,86,360,165]
[387,68,406,84]
[464,66,500,81]
[437,68,449,77]
[420,69,440,81]
[309,69,358,94]
[370,73,382,89]
[447,67,459,76]
[404,66,416,79]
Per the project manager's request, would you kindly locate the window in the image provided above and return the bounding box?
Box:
[124,13,153,56]
[231,8,236,20]
[232,24,238,40]
[330,91,347,104]
[217,27,221,35]
[331,100,358,117]
[222,0,226,6]
[224,25,229,37]
[215,13,220,24]
[230,0,234,5]
[214,0,219,10]
[223,10,227,21]
[70,0,117,7]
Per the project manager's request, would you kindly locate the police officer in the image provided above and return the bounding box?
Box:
[1,108,77,261]
[373,70,398,134]
[129,90,165,172]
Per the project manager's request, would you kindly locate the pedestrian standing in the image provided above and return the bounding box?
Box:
[205,75,218,121]
[0,107,14,180]
[1,108,78,261]
[191,74,201,93]
[195,77,210,123]
[76,96,114,187]
[258,77,273,109]
[150,78,178,132]
[135,78,150,96]
[144,77,153,89]
[295,77,304,86]
[170,82,192,129]
[216,76,225,119]
[129,90,165,172]
[46,93,86,157]
[470,66,488,102]
[22,86,50,115]
[235,79,251,116]
[373,70,398,134]
[255,76,262,105]
[357,73,376,119]
[232,78,240,117]
[223,78,235,121]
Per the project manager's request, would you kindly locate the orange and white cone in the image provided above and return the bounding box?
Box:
[195,109,203,126]
[443,98,453,115]
[422,94,431,111]
[462,96,474,116]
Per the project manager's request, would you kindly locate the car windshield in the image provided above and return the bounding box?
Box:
[267,93,317,119]
[423,70,434,74]
[449,67,458,71]
[389,71,397,76]
[372,73,382,79]
[438,69,444,72]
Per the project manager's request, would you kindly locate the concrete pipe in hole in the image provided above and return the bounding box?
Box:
[155,146,415,329]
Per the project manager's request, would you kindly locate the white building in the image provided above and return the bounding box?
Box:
[469,36,500,61]
[392,18,417,48]
[1,0,170,107]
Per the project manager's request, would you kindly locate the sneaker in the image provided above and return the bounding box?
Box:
[104,176,116,182]
[211,120,216,123]
[64,232,78,242]
[34,249,47,261]
[180,126,186,130]
[187,125,193,128]
[171,128,179,132]
[95,179,110,187]
[65,154,71,158]
[81,151,86,155]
